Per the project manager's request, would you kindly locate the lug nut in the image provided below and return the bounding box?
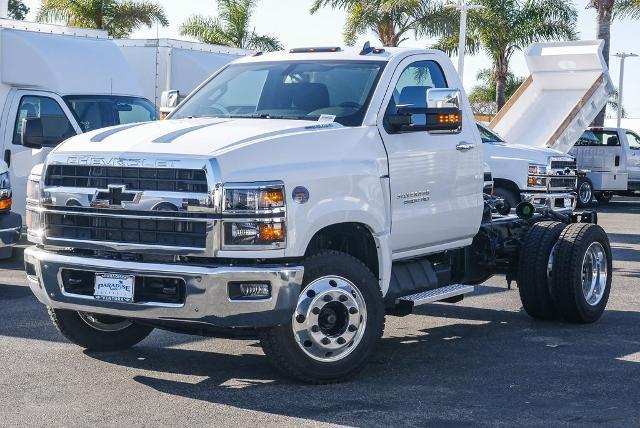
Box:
[296,314,306,323]
[337,337,346,345]
[339,295,348,302]
[312,307,320,315]
[311,325,319,333]
[348,324,357,332]
[349,307,358,315]
[323,295,333,302]
[321,337,331,345]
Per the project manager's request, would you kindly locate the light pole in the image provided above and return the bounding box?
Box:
[446,0,484,82]
[614,52,638,128]
[0,0,9,19]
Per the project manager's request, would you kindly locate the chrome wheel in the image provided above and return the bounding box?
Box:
[578,181,592,205]
[581,242,608,306]
[292,276,367,362]
[78,312,132,332]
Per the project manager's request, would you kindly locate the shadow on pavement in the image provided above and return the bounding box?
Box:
[87,304,640,426]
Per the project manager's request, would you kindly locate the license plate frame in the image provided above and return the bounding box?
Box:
[94,273,135,303]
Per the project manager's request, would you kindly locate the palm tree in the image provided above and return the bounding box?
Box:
[310,0,455,47]
[468,68,525,114]
[180,0,282,51]
[36,0,168,38]
[435,0,577,111]
[589,0,640,126]
[8,0,30,20]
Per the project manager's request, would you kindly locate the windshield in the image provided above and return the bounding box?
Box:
[171,61,385,126]
[63,95,158,132]
[477,123,504,143]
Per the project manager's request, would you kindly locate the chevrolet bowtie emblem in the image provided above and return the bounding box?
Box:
[91,185,142,208]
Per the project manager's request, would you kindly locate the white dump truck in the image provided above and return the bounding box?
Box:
[572,126,640,205]
[481,40,613,211]
[24,41,613,384]
[0,19,158,218]
[116,38,250,116]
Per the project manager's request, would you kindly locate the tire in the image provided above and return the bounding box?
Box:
[576,178,594,207]
[550,223,612,323]
[517,221,566,320]
[259,250,385,384]
[494,186,520,213]
[48,308,153,351]
[0,246,13,260]
[595,192,613,204]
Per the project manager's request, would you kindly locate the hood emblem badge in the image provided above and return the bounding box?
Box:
[91,185,142,208]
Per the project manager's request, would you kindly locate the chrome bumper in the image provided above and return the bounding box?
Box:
[522,192,576,213]
[24,247,304,328]
[0,212,22,247]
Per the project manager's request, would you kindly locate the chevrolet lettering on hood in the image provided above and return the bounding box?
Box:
[66,156,181,168]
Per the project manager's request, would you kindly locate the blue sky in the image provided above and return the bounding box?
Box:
[22,0,640,117]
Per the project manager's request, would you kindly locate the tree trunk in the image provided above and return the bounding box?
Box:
[495,61,508,111]
[593,1,614,126]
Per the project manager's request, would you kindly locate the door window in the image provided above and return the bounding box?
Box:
[63,95,157,132]
[575,130,620,146]
[626,132,640,150]
[385,60,448,130]
[12,96,75,145]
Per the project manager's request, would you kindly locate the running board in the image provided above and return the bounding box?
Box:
[399,284,474,306]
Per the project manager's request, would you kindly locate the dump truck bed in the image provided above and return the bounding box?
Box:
[490,40,614,155]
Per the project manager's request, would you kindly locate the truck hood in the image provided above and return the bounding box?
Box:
[53,117,341,157]
[483,141,567,164]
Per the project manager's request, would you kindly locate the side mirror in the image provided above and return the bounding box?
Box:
[21,118,45,149]
[389,88,463,133]
[160,90,180,119]
[425,88,462,133]
[21,117,71,149]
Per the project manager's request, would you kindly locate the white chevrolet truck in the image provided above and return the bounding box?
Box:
[24,42,614,384]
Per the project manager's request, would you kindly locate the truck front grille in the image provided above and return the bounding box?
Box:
[45,212,208,248]
[549,177,577,189]
[550,159,576,170]
[45,165,208,193]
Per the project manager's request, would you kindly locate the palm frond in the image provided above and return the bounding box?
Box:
[180,15,230,45]
[614,0,640,19]
[248,32,283,51]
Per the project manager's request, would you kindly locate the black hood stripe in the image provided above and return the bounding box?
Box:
[90,122,148,142]
[152,121,229,144]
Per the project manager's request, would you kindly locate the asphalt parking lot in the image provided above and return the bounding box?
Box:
[1,199,639,427]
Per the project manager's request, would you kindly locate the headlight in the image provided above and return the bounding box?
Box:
[223,184,285,212]
[223,220,285,248]
[222,182,286,249]
[0,172,11,212]
[27,176,43,203]
[527,164,548,175]
[527,176,547,187]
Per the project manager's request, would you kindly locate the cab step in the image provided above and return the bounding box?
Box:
[387,284,474,316]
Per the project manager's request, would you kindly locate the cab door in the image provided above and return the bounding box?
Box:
[625,131,640,182]
[2,90,81,216]
[377,55,482,257]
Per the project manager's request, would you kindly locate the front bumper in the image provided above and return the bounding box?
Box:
[0,212,22,247]
[24,247,304,328]
[521,192,576,213]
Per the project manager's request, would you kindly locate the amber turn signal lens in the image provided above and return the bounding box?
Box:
[260,189,284,208]
[0,197,12,212]
[437,114,461,124]
[259,223,285,242]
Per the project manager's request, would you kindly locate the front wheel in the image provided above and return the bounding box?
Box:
[48,308,154,351]
[259,250,385,384]
[576,178,594,207]
[494,186,520,213]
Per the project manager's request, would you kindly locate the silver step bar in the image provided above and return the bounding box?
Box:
[399,284,474,306]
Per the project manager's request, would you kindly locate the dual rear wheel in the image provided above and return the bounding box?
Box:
[517,222,612,323]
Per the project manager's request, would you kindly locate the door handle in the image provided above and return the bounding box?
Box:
[456,142,476,152]
[615,155,620,167]
[3,150,10,168]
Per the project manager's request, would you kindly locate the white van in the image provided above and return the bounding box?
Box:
[0,19,157,217]
[571,127,640,204]
[116,39,250,115]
